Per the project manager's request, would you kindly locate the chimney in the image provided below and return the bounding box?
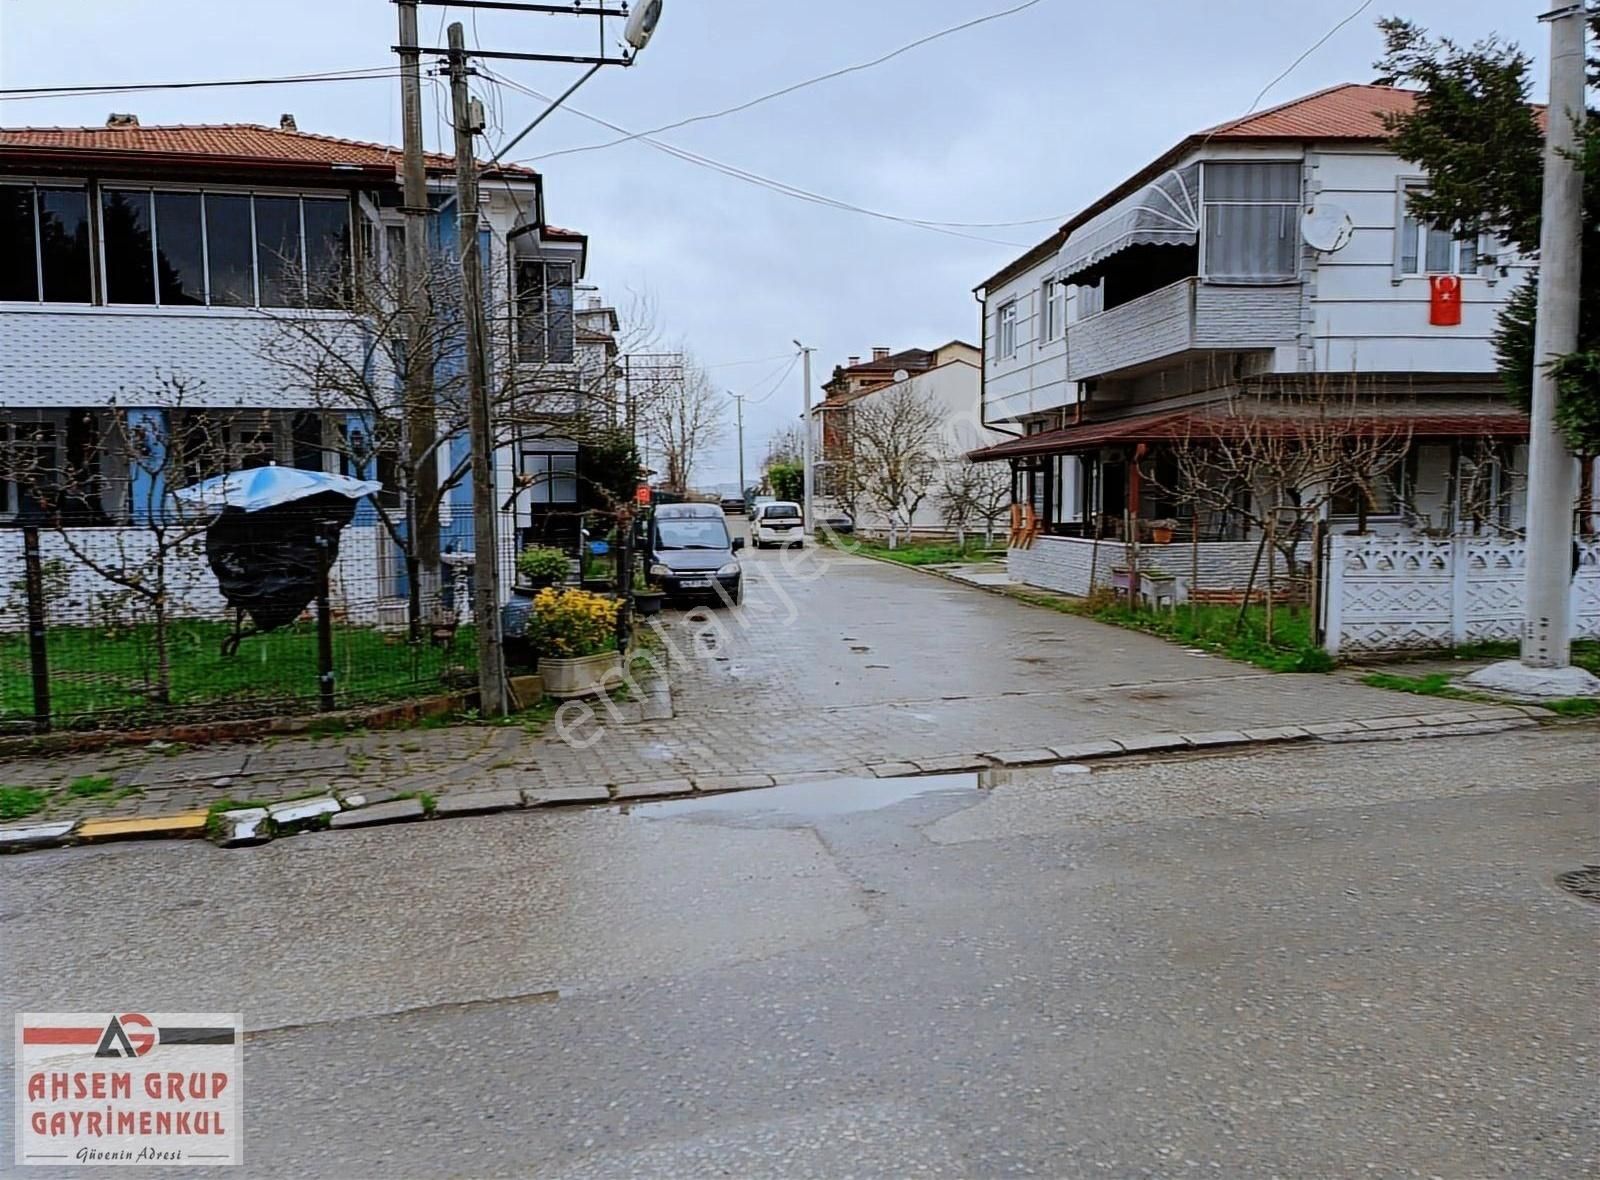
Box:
[279,113,298,131]
[105,113,139,128]
[847,356,861,367]
[872,346,890,361]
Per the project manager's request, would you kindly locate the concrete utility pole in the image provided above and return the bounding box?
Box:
[1469,1,1599,698]
[394,0,441,635]
[447,22,509,717]
[729,392,746,497]
[794,342,815,533]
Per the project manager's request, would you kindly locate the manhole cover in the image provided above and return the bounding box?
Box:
[1554,865,1600,903]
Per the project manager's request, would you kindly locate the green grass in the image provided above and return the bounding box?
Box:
[837,536,997,567]
[0,619,476,729]
[0,785,49,821]
[1081,598,1335,674]
[1361,669,1600,717]
[65,774,115,797]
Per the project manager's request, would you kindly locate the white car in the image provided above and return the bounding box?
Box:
[750,501,805,549]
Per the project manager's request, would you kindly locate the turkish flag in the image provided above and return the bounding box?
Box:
[1429,274,1462,326]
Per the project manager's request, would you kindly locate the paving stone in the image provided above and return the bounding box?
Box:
[267,796,342,826]
[613,778,693,800]
[693,773,776,792]
[328,798,426,828]
[1354,715,1423,732]
[1179,730,1250,748]
[1111,732,1188,754]
[988,749,1059,767]
[1301,720,1365,736]
[1413,712,1478,727]
[0,820,76,851]
[1048,739,1124,761]
[908,755,988,774]
[432,789,524,817]
[1466,706,1528,722]
[523,785,611,806]
[1241,725,1311,743]
[867,761,921,778]
[76,811,208,843]
[1513,704,1558,719]
[212,807,271,848]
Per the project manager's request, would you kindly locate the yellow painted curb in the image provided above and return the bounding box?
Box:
[74,810,210,843]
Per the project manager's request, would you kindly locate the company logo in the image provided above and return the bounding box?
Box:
[16,1011,243,1168]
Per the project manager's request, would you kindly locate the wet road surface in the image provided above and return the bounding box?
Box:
[3,726,1596,1177]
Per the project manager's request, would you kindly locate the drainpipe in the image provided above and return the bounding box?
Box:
[973,288,1022,440]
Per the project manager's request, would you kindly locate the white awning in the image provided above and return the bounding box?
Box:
[1054,164,1200,282]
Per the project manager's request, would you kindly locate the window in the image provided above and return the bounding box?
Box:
[1202,161,1300,283]
[522,452,577,503]
[1398,190,1480,275]
[997,300,1018,358]
[0,422,61,518]
[516,260,576,363]
[95,189,351,308]
[1041,277,1065,342]
[0,183,91,303]
[1070,280,1104,322]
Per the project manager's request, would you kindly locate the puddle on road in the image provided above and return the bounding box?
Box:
[636,771,983,823]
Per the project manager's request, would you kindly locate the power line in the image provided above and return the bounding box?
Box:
[703,350,796,371]
[0,66,402,101]
[742,353,802,407]
[1246,0,1376,116]
[525,0,1050,168]
[484,68,1027,247]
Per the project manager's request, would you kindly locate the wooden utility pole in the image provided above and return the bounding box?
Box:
[447,22,509,716]
[395,0,440,640]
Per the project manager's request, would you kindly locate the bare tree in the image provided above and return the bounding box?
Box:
[849,383,944,549]
[939,455,1012,547]
[638,355,725,493]
[1148,378,1414,583]
[0,378,236,705]
[764,423,805,468]
[259,247,656,638]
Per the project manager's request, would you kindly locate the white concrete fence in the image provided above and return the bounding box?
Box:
[1007,533,1307,599]
[1322,534,1600,655]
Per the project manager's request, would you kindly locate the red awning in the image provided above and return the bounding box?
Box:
[968,409,1531,461]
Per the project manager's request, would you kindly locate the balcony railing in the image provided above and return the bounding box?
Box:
[1065,277,1300,382]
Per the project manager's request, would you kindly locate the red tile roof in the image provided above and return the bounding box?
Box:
[0,123,537,177]
[1201,82,1419,140]
[968,407,1530,461]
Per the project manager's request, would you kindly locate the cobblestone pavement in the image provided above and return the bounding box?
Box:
[1,544,1486,823]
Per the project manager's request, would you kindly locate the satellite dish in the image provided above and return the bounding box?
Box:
[1301,204,1354,253]
[892,369,910,383]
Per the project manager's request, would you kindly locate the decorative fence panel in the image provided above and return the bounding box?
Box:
[1322,534,1600,656]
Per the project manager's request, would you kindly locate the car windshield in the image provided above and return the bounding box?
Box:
[762,505,800,519]
[655,518,730,550]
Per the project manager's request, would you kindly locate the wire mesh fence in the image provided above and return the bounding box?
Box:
[0,512,511,733]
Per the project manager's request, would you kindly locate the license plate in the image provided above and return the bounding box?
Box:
[678,578,709,588]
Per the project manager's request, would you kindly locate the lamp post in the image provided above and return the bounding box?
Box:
[793,341,815,534]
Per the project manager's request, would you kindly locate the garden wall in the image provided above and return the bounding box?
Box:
[1008,534,1308,598]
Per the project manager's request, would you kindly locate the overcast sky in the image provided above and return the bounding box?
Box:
[0,0,1548,488]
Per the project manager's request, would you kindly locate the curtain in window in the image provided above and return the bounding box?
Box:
[1202,162,1300,283]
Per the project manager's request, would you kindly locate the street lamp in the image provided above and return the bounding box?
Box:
[793,340,814,535]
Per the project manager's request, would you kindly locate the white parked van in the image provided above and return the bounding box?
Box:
[749,501,805,549]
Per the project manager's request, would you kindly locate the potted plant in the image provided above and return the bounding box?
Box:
[632,565,664,617]
[515,546,570,592]
[1147,518,1179,545]
[530,587,623,698]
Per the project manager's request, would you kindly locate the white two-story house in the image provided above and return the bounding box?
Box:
[970,82,1584,572]
[0,116,611,615]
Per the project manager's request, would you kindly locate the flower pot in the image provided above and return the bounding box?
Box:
[538,650,623,699]
[633,589,664,617]
[1150,527,1174,545]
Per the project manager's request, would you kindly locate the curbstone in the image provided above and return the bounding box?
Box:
[1301,720,1365,737]
[907,755,988,774]
[613,778,693,800]
[0,820,77,852]
[867,761,921,778]
[988,749,1059,767]
[1240,725,1311,743]
[1354,716,1423,732]
[432,789,525,817]
[212,807,271,848]
[1413,711,1478,727]
[1178,730,1250,749]
[76,811,209,844]
[693,773,776,793]
[328,798,425,829]
[267,796,342,829]
[1048,740,1123,761]
[1111,732,1188,754]
[523,785,611,806]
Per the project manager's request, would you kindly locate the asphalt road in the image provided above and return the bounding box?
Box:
[4,726,1596,1178]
